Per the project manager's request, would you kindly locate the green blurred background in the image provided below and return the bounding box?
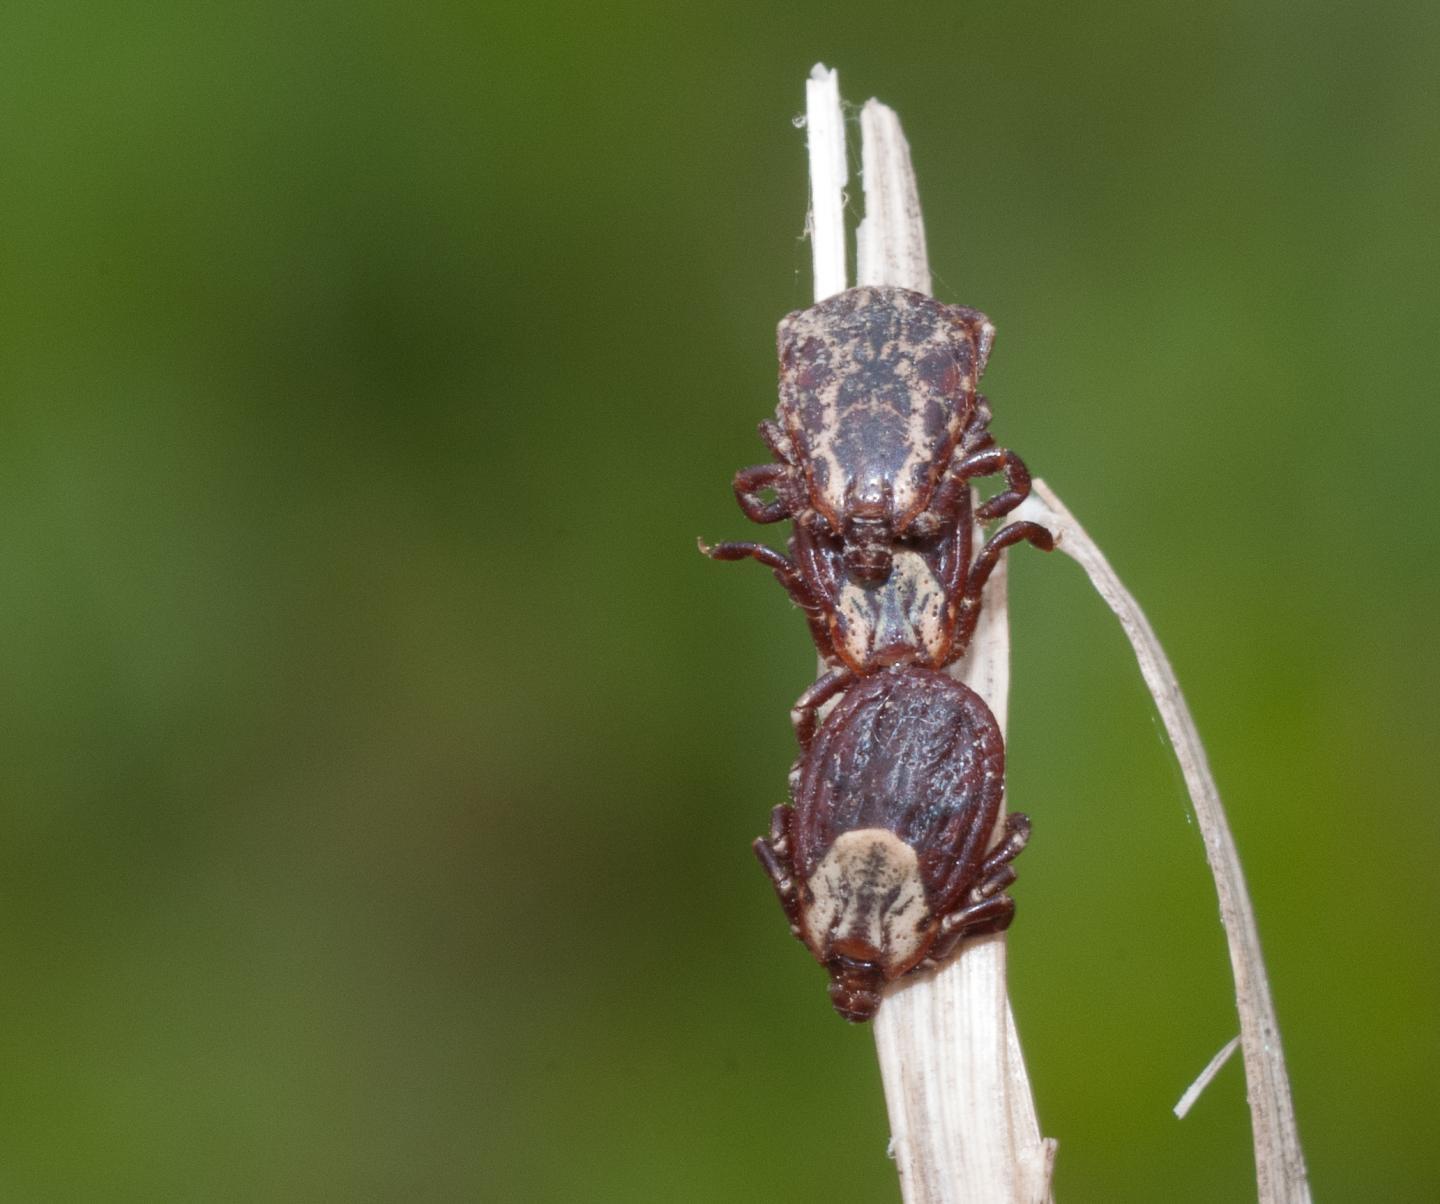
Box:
[2,2,1436,1200]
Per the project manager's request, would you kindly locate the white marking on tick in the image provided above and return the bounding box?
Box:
[834,547,946,666]
[804,829,929,971]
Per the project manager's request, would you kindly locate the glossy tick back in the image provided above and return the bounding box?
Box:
[755,666,1029,1022]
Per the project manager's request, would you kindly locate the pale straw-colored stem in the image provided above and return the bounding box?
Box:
[804,64,1055,1204]
[804,66,847,303]
[1012,482,1312,1202]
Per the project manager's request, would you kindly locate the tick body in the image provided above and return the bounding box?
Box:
[771,285,995,580]
[754,665,1029,1022]
[704,286,1051,673]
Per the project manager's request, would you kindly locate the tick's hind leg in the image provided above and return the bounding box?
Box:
[923,894,1017,966]
[923,813,1031,965]
[754,804,804,937]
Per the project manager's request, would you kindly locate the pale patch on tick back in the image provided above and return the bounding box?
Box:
[833,547,947,667]
[805,829,930,970]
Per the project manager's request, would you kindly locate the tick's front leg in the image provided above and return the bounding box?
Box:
[953,445,1036,522]
[733,461,805,524]
[758,418,795,463]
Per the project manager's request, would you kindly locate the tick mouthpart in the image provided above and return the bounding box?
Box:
[842,524,894,584]
[826,955,885,1022]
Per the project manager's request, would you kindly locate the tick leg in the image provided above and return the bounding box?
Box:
[792,520,842,611]
[959,394,996,452]
[978,812,1030,882]
[790,668,853,750]
[734,462,800,524]
[912,440,1032,538]
[909,467,972,538]
[701,538,837,664]
[920,497,975,667]
[930,812,1028,917]
[925,817,1029,964]
[701,538,810,603]
[923,893,1017,965]
[753,805,804,936]
[956,813,1032,905]
[949,520,1054,658]
[758,418,795,463]
[968,521,1054,592]
[933,490,975,607]
[952,445,1036,522]
[789,523,846,664]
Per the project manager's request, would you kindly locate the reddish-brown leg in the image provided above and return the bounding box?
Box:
[909,464,974,539]
[922,815,1030,965]
[701,538,802,589]
[959,395,996,452]
[789,668,853,750]
[952,445,1036,521]
[968,520,1054,594]
[702,539,836,661]
[922,893,1017,965]
[792,521,843,615]
[933,490,975,612]
[929,813,1029,921]
[733,420,805,524]
[733,462,795,523]
[948,520,1054,658]
[911,436,1032,537]
[977,813,1030,883]
[753,804,804,936]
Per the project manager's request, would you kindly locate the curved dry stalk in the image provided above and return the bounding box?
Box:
[1012,483,1311,1202]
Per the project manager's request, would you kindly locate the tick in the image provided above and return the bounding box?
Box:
[735,286,1034,580]
[703,286,1052,673]
[754,664,1030,1021]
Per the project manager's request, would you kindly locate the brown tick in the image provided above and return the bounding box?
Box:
[755,665,1029,1022]
[703,285,1052,674]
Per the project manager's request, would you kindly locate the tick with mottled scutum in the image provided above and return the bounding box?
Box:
[702,285,1052,675]
[755,665,1029,1022]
